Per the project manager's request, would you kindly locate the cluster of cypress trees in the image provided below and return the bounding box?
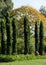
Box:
[1,15,30,55]
[35,21,44,55]
[1,12,17,55]
[1,14,44,55]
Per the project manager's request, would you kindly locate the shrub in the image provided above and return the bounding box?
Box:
[43,42,46,53]
[0,55,15,62]
[28,37,35,54]
[16,38,24,54]
[0,55,46,62]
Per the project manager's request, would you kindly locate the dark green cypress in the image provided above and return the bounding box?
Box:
[6,12,12,54]
[35,21,39,55]
[24,16,30,54]
[39,21,44,55]
[1,19,6,54]
[12,18,17,54]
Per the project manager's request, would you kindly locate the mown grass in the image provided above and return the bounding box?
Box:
[0,59,46,65]
[0,54,46,65]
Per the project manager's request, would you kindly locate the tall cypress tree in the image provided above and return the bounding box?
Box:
[35,21,39,55]
[1,19,6,54]
[39,21,44,55]
[24,16,30,54]
[12,18,17,54]
[6,12,12,54]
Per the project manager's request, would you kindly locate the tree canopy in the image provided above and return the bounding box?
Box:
[0,0,13,18]
[39,6,46,17]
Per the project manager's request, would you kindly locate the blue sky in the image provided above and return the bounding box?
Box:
[12,0,46,10]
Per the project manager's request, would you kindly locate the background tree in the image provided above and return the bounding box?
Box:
[1,19,6,54]
[24,16,30,54]
[0,0,13,18]
[35,21,39,55]
[12,18,17,54]
[6,12,12,54]
[39,21,44,55]
[39,5,46,17]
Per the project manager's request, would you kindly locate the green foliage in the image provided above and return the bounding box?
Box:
[16,37,35,54]
[0,55,46,62]
[39,21,44,55]
[0,55,15,62]
[24,16,30,54]
[12,18,17,54]
[35,21,39,55]
[6,12,12,55]
[29,37,35,54]
[16,38,24,54]
[43,42,46,52]
[1,19,6,54]
[0,0,13,18]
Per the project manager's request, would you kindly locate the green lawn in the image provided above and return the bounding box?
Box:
[0,59,46,65]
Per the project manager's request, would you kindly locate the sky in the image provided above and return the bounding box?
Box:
[12,0,46,10]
